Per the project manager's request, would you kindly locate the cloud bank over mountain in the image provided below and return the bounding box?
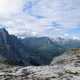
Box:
[0,0,80,38]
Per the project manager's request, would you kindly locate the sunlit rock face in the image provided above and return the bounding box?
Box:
[0,48,80,80]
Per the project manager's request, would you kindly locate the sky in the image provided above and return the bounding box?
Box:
[0,0,80,39]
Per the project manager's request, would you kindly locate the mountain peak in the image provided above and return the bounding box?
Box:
[0,28,9,35]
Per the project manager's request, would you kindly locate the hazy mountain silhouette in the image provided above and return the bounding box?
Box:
[0,28,65,66]
[22,37,65,65]
[1,28,80,66]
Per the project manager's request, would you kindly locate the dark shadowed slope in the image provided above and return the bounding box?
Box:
[1,28,80,66]
[0,28,31,66]
[22,37,65,65]
[0,28,65,66]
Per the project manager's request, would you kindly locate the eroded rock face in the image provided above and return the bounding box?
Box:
[0,48,80,80]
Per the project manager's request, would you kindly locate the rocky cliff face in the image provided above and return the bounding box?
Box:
[0,28,65,66]
[0,28,30,66]
[0,48,79,80]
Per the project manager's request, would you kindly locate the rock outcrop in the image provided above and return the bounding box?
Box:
[0,48,80,80]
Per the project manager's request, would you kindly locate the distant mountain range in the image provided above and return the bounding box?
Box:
[0,28,80,66]
[53,37,80,48]
[22,37,65,65]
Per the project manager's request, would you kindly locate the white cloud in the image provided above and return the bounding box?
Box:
[0,0,24,16]
[0,0,80,38]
